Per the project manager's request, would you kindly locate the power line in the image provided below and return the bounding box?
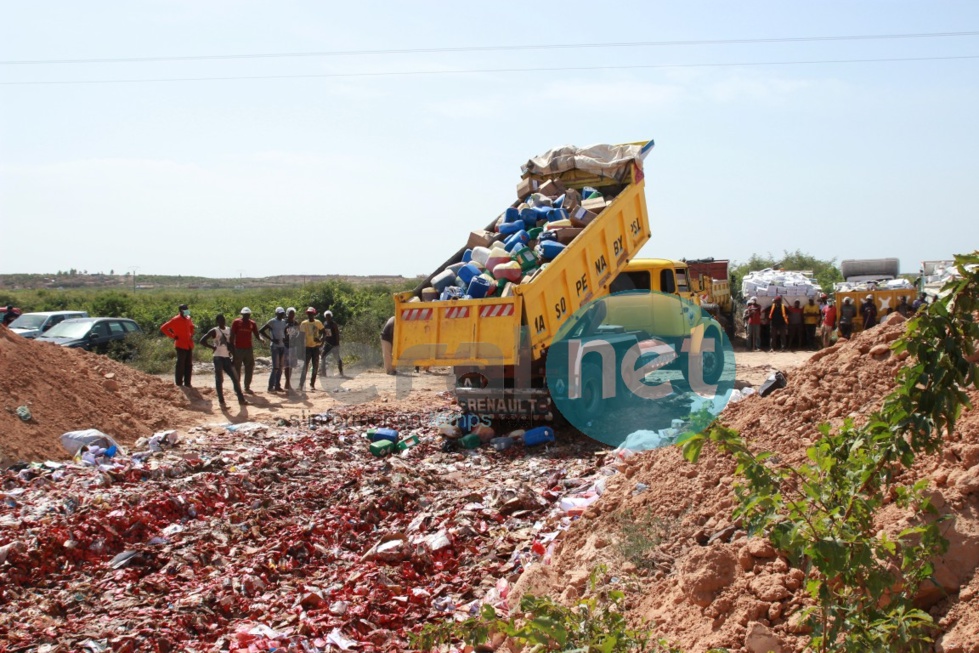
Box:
[1,54,977,86]
[0,31,977,66]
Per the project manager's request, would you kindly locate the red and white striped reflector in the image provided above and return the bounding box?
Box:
[444,307,470,319]
[479,304,515,318]
[401,308,433,321]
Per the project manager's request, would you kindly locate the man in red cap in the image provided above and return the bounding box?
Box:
[298,307,325,390]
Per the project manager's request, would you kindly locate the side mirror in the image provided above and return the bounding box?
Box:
[88,332,99,340]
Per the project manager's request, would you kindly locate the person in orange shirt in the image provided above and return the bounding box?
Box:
[161,303,195,387]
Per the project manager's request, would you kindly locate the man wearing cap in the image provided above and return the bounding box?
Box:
[320,310,345,378]
[260,307,289,392]
[160,304,195,387]
[861,294,879,330]
[743,298,761,352]
[230,307,263,393]
[284,308,302,391]
[299,308,325,390]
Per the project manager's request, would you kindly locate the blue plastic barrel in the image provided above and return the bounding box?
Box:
[499,221,523,236]
[468,275,492,299]
[457,262,482,286]
[523,426,555,447]
[547,208,569,222]
[539,240,566,261]
[504,230,529,252]
[538,230,557,243]
[370,428,400,443]
[462,249,473,263]
[505,207,521,223]
[432,269,457,292]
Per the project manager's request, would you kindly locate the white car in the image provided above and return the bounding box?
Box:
[8,311,89,339]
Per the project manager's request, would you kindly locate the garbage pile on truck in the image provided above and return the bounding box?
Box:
[739,269,821,308]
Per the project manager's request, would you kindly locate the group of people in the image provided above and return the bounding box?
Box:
[743,292,925,352]
[159,304,344,407]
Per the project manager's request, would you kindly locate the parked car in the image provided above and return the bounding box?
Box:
[8,311,89,339]
[35,317,141,353]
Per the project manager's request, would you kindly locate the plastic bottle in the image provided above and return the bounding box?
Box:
[459,433,481,449]
[539,241,566,262]
[523,426,555,447]
[499,221,523,236]
[504,207,521,223]
[432,269,458,293]
[493,261,523,283]
[468,276,493,299]
[369,428,399,444]
[471,246,491,267]
[457,262,482,286]
[490,436,514,451]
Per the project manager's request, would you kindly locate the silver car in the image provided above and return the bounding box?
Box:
[8,311,89,339]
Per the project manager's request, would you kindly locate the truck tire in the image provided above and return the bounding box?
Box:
[679,329,725,388]
[568,362,607,424]
[840,258,900,280]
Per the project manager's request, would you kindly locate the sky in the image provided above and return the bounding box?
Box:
[1,1,977,279]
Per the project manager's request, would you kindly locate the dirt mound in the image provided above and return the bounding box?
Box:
[515,320,979,652]
[0,326,209,465]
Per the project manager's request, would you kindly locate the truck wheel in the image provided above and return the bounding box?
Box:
[569,363,607,424]
[456,372,488,388]
[680,331,725,388]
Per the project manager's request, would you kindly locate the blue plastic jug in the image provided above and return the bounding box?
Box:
[504,230,529,252]
[462,249,473,263]
[523,426,555,447]
[432,269,457,292]
[370,428,399,444]
[538,230,557,243]
[505,207,521,223]
[448,262,465,276]
[457,262,482,286]
[499,221,523,236]
[539,240,566,261]
[554,193,565,208]
[440,286,464,301]
[468,275,492,299]
[547,208,569,222]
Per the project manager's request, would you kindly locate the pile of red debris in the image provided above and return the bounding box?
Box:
[514,318,979,653]
[0,403,612,652]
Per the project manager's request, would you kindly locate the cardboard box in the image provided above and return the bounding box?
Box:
[467,230,498,249]
[554,228,584,245]
[581,197,608,213]
[516,177,540,200]
[538,179,566,198]
[570,205,598,228]
[561,188,581,212]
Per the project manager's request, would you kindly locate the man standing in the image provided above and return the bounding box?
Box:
[161,304,195,387]
[912,293,928,312]
[861,294,879,330]
[284,307,302,391]
[838,297,857,339]
[768,296,789,352]
[2,305,21,327]
[787,300,804,350]
[743,298,761,352]
[821,299,837,348]
[200,314,247,407]
[230,307,263,393]
[299,307,325,390]
[260,307,289,392]
[803,297,821,350]
[381,315,396,374]
[320,310,345,378]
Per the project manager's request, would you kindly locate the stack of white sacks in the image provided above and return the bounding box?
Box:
[741,269,821,309]
[834,278,915,293]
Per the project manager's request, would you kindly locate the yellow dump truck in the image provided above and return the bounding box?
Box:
[393,141,727,419]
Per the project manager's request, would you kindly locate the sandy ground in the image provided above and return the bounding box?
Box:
[164,348,817,425]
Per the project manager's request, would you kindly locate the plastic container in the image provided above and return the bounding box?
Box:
[538,230,557,243]
[527,226,543,241]
[504,230,529,252]
[529,193,552,208]
[370,427,400,444]
[485,251,511,272]
[583,186,600,199]
[545,219,572,230]
[440,286,464,301]
[468,275,493,299]
[396,434,420,450]
[553,193,566,208]
[547,207,569,222]
[539,241,566,262]
[457,262,482,286]
[370,440,396,457]
[499,221,523,236]
[523,426,555,447]
[471,246,491,267]
[432,269,457,293]
[459,433,481,449]
[490,436,514,451]
[511,245,539,272]
[462,249,472,263]
[493,261,523,283]
[504,207,521,223]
